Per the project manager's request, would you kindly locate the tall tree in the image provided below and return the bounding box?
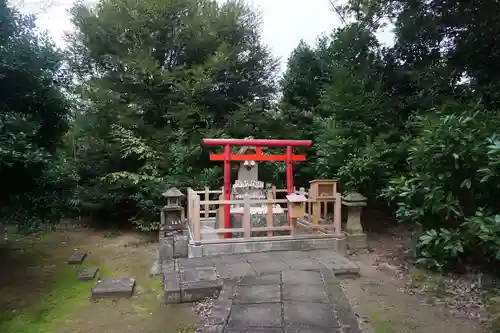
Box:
[281,40,327,114]
[278,39,332,185]
[67,0,279,229]
[0,0,74,230]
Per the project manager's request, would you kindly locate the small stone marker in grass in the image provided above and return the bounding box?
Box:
[77,267,99,281]
[91,278,136,300]
[68,251,87,265]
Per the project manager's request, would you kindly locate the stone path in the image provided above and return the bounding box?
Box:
[164,250,360,304]
[202,268,363,333]
[162,249,363,332]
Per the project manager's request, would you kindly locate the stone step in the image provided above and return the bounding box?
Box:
[164,265,223,304]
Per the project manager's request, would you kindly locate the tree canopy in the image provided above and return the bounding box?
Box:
[0,0,75,231]
[65,0,280,229]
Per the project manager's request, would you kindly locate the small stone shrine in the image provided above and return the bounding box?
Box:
[224,144,287,235]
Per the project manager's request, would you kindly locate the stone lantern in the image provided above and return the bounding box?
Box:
[161,187,185,232]
[157,187,188,267]
[342,192,368,252]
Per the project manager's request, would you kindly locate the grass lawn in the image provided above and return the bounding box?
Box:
[0,229,199,333]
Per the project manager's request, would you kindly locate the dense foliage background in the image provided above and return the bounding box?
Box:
[3,0,500,269]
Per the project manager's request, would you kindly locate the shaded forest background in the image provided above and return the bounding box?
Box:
[2,0,500,270]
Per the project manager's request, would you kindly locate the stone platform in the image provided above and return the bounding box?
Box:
[162,249,359,304]
[188,236,347,258]
[201,268,363,333]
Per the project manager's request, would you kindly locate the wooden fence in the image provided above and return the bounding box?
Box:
[186,187,342,244]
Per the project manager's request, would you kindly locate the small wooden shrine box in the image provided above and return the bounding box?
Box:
[309,179,338,199]
[286,193,308,218]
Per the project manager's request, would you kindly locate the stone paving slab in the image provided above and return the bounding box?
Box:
[284,326,342,333]
[283,258,324,271]
[225,329,282,333]
[283,301,339,327]
[282,270,323,285]
[199,268,364,333]
[227,303,282,328]
[68,251,87,265]
[77,267,99,281]
[280,251,313,260]
[234,284,281,304]
[239,274,281,286]
[312,249,346,257]
[283,283,329,303]
[215,262,256,279]
[91,278,136,300]
[252,249,359,277]
[243,252,284,263]
[251,259,290,275]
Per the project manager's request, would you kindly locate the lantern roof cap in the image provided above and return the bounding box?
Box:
[341,192,367,202]
[162,187,184,198]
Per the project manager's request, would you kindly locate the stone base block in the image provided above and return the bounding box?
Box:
[163,261,223,303]
[346,233,368,252]
[189,244,203,258]
[159,238,174,262]
[159,232,189,263]
[181,267,223,302]
[181,281,223,302]
[175,234,189,258]
[164,269,181,304]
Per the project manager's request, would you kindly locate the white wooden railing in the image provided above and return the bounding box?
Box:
[186,187,342,244]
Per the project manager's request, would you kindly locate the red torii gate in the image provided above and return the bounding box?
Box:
[202,138,312,238]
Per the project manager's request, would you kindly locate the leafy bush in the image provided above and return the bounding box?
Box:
[381,106,500,268]
[415,228,465,270]
[412,211,500,270]
[464,211,500,263]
